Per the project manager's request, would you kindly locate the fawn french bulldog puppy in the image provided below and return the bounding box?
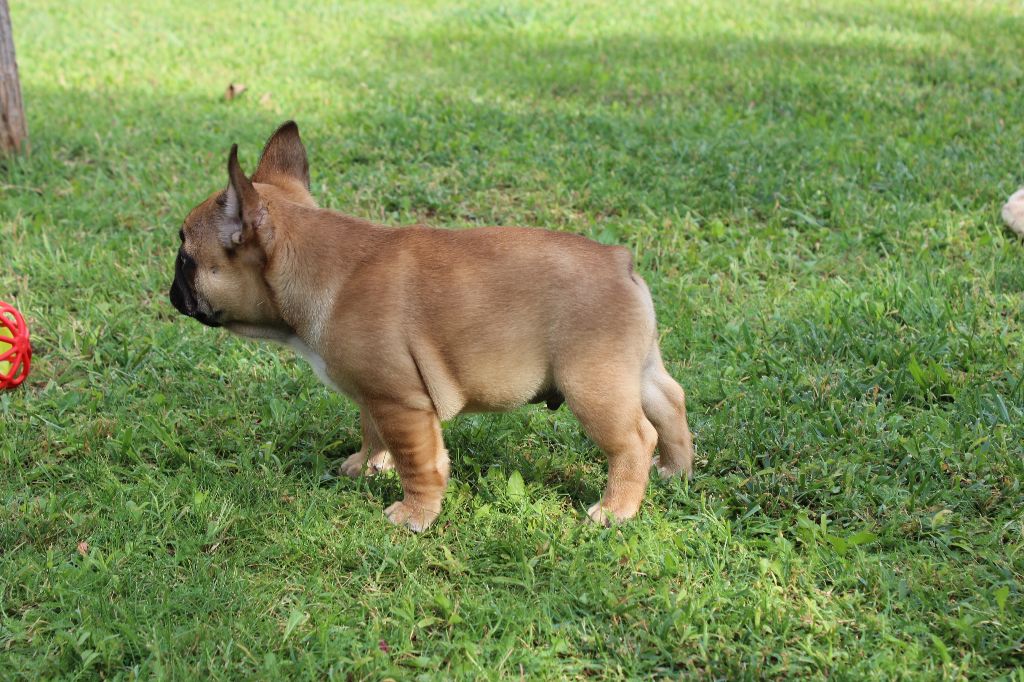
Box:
[170,121,694,531]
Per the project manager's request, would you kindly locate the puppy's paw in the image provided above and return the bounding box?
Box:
[384,500,440,532]
[651,456,692,480]
[366,450,395,474]
[338,450,394,477]
[338,450,368,477]
[586,501,638,527]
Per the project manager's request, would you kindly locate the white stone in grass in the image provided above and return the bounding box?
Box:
[1003,186,1024,237]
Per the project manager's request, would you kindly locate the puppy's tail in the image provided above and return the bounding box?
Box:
[640,345,694,479]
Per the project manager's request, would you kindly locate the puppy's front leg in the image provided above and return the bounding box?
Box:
[369,402,449,532]
[338,408,394,477]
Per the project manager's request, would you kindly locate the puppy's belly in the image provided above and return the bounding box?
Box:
[454,367,553,415]
[287,334,552,418]
[461,392,542,414]
[413,341,551,417]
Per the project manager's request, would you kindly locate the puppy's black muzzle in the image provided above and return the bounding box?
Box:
[169,249,221,327]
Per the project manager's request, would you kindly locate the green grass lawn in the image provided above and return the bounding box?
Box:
[2,0,1024,678]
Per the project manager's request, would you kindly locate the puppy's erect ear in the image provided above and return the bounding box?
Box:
[221,144,266,247]
[252,121,310,190]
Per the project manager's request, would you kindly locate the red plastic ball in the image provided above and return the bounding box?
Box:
[0,300,31,389]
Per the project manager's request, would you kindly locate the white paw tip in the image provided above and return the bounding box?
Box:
[586,503,611,527]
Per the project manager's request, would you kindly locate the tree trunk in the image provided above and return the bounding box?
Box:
[0,0,27,155]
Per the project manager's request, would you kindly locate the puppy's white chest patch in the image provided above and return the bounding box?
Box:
[287,336,342,393]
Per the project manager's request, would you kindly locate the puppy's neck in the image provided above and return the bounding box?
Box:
[264,202,382,348]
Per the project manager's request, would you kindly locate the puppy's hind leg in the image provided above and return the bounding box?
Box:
[338,407,395,477]
[562,367,658,525]
[641,351,694,479]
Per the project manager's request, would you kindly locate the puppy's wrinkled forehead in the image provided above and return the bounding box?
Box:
[182,190,228,241]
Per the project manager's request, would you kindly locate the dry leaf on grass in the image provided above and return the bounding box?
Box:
[224,83,247,101]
